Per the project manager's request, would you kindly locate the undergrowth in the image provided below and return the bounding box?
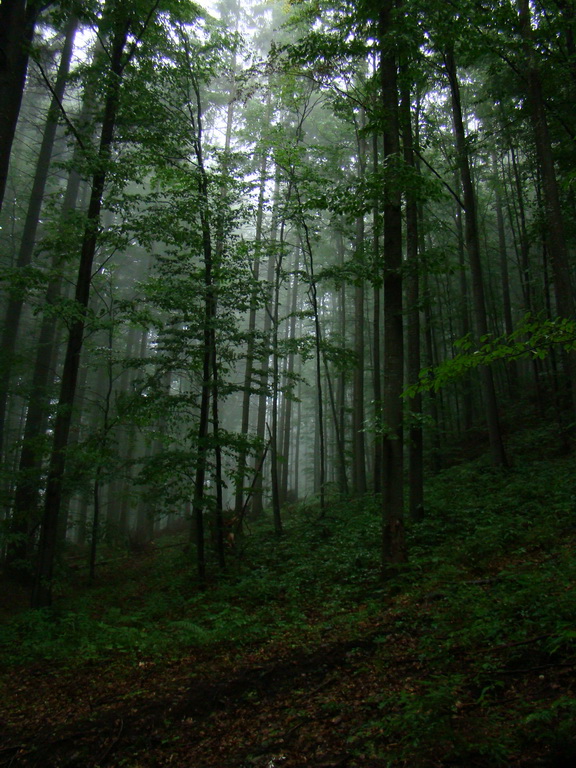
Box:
[1,423,576,765]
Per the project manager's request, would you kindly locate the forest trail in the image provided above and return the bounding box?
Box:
[1,594,568,768]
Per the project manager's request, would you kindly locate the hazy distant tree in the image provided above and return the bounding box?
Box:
[0,14,78,462]
[33,0,164,607]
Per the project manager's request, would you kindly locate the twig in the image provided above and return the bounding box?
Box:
[413,147,465,209]
[97,718,124,763]
[33,58,86,151]
[497,662,575,676]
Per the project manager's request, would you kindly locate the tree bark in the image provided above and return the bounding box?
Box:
[0,0,40,212]
[493,153,518,393]
[518,0,576,418]
[379,0,406,570]
[444,47,508,468]
[190,74,217,588]
[32,9,132,608]
[269,205,288,536]
[234,150,267,516]
[280,254,300,504]
[5,161,83,578]
[352,110,367,495]
[252,171,281,517]
[400,82,423,522]
[299,195,326,513]
[371,124,383,495]
[0,15,77,459]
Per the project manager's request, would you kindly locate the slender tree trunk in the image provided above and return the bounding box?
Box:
[269,215,286,536]
[252,171,281,517]
[31,11,132,608]
[454,170,474,432]
[371,123,383,495]
[88,326,114,582]
[335,232,349,495]
[234,151,267,516]
[444,48,508,468]
[280,254,300,504]
[352,112,367,495]
[518,0,576,418]
[379,1,406,569]
[5,163,83,577]
[352,219,367,494]
[0,0,39,213]
[508,146,533,313]
[493,153,518,393]
[210,71,236,565]
[299,198,326,513]
[211,342,225,569]
[504,148,546,410]
[0,15,77,459]
[401,83,424,522]
[190,76,217,588]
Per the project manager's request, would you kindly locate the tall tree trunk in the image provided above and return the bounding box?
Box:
[211,339,225,569]
[493,153,518,393]
[518,0,576,418]
[352,218,367,495]
[211,69,236,565]
[335,232,350,495]
[352,111,367,495]
[252,171,281,517]
[401,82,423,522]
[444,48,508,468]
[298,195,326,513]
[507,145,533,314]
[269,214,287,536]
[280,254,300,505]
[190,74,218,588]
[454,169,474,433]
[503,147,546,411]
[0,0,39,213]
[371,124,383,495]
[5,162,83,578]
[379,0,406,569]
[31,10,132,608]
[0,15,77,459]
[234,151,267,516]
[88,320,115,583]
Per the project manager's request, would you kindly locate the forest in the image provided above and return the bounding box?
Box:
[1,0,576,765]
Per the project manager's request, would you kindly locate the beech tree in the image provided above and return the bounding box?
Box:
[2,0,576,604]
[0,0,44,212]
[0,13,78,463]
[32,0,187,607]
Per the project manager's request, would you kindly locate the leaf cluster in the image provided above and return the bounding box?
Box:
[405,315,576,397]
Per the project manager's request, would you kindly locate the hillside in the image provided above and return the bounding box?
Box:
[1,426,576,767]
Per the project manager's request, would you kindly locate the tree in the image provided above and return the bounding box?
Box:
[0,13,78,462]
[378,0,406,568]
[0,0,45,212]
[443,47,508,469]
[518,0,576,419]
[32,0,161,607]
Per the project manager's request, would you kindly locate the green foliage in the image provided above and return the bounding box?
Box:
[348,673,512,767]
[405,314,576,397]
[2,427,576,766]
[0,265,49,302]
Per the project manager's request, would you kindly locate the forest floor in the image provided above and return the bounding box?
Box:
[2,580,575,768]
[2,425,576,766]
